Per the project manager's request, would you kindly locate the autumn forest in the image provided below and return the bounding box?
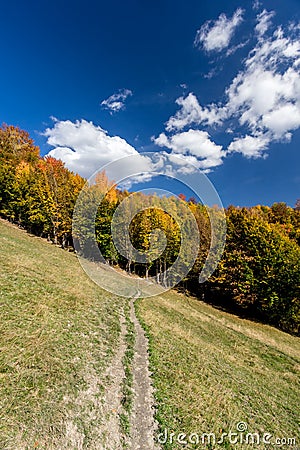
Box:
[1,124,299,335]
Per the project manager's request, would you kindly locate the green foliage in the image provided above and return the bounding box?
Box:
[210,207,300,334]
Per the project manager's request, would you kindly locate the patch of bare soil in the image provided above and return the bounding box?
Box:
[96,313,128,450]
[61,313,127,450]
[129,297,159,450]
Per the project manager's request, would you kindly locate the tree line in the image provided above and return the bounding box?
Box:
[1,124,299,334]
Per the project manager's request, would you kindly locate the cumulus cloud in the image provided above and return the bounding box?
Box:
[166,93,226,131]
[158,14,300,163]
[154,130,225,170]
[46,12,300,178]
[101,88,132,113]
[262,103,300,138]
[225,24,300,149]
[227,134,270,157]
[44,119,142,178]
[44,119,202,185]
[194,8,244,52]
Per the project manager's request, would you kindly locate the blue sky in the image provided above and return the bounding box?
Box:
[0,0,300,207]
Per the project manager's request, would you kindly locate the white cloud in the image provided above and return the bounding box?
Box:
[101,88,132,113]
[253,0,261,11]
[47,14,300,178]
[225,24,300,154]
[255,10,275,37]
[160,16,300,162]
[245,27,300,71]
[284,41,300,58]
[225,27,300,148]
[44,119,141,178]
[226,39,249,57]
[204,67,220,79]
[45,119,207,185]
[194,8,244,52]
[262,103,300,138]
[227,68,295,128]
[166,93,226,131]
[154,130,225,170]
[228,134,270,157]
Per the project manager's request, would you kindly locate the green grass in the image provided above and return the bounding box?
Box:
[0,219,125,449]
[1,218,300,449]
[137,291,300,449]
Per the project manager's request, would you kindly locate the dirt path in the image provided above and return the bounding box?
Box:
[129,296,159,450]
[61,312,128,450]
[97,297,159,450]
[98,313,127,449]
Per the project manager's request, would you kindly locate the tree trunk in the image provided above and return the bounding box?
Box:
[163,259,167,287]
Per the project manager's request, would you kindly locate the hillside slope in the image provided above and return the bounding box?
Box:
[1,219,299,449]
[0,219,125,449]
[137,292,300,449]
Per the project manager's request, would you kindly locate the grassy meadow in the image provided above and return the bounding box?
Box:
[0,219,125,449]
[137,292,300,449]
[1,218,299,449]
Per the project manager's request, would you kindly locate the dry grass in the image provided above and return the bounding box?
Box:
[137,291,300,449]
[0,219,125,449]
